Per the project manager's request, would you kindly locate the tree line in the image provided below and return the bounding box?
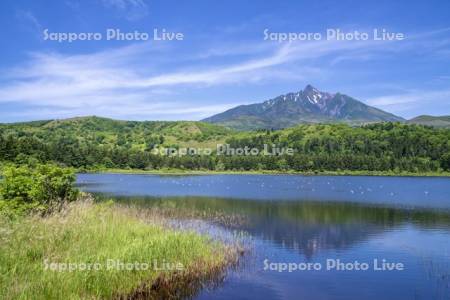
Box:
[1,121,450,173]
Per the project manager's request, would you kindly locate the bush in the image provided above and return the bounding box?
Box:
[0,164,79,214]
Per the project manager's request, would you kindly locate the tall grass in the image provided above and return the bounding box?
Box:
[0,199,232,299]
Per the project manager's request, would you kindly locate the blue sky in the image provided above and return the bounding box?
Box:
[0,0,449,122]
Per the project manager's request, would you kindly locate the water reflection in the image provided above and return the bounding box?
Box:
[104,195,450,258]
[78,174,450,300]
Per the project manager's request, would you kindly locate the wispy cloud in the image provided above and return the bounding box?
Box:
[4,100,235,121]
[366,88,450,118]
[16,10,43,39]
[100,0,149,21]
[0,27,449,120]
[367,90,450,107]
[0,39,373,109]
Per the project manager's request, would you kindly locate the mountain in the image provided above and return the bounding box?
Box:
[203,85,404,130]
[408,115,450,128]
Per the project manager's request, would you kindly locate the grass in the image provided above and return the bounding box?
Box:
[0,198,235,299]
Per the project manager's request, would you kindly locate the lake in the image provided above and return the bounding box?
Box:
[77,174,450,300]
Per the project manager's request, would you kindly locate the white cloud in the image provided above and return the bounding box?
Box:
[0,41,321,107]
[367,89,450,107]
[365,89,450,118]
[16,10,43,39]
[1,27,449,121]
[100,0,149,21]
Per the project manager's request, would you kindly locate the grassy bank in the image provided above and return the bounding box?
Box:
[83,167,450,177]
[0,198,235,299]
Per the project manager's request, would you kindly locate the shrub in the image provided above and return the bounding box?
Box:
[0,163,79,214]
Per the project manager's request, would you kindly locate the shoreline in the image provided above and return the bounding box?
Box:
[80,168,450,178]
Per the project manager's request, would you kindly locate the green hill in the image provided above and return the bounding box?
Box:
[408,115,450,128]
[0,116,233,150]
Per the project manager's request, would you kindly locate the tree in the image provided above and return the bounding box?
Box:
[441,152,450,171]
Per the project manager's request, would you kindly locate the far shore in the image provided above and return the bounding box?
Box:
[79,168,450,178]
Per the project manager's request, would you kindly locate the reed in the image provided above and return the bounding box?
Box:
[0,197,237,299]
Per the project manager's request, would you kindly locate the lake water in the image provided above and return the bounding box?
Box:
[77,174,450,300]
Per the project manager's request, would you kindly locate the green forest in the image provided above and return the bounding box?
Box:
[1,116,450,174]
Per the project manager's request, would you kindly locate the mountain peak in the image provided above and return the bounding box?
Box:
[304,84,318,93]
[203,86,404,130]
[301,84,332,106]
